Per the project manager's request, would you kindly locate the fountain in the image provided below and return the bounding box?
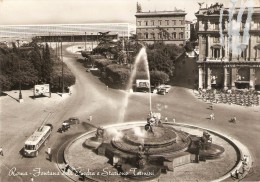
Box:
[66,47,230,181]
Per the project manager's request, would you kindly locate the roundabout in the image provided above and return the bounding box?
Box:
[61,121,251,181]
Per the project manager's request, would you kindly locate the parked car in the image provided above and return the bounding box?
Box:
[163,85,171,93]
[158,88,166,95]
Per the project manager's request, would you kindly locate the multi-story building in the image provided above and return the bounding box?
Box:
[135,3,186,45]
[185,20,192,41]
[196,3,260,90]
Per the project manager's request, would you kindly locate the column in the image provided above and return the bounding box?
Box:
[198,35,204,60]
[246,47,248,61]
[231,67,237,89]
[207,67,212,89]
[225,35,228,59]
[207,35,210,58]
[224,67,228,90]
[199,66,203,89]
[249,67,255,89]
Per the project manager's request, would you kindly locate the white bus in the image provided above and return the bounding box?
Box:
[24,124,52,157]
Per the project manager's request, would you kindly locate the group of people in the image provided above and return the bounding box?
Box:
[231,155,251,180]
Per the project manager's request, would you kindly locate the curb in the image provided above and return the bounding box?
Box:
[61,121,252,182]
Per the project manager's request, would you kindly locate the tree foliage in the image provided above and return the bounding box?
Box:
[0,41,75,92]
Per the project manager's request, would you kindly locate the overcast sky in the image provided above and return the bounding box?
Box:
[0,0,259,25]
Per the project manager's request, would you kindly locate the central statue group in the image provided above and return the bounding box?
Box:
[145,111,162,135]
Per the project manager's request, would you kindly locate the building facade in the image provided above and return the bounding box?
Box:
[135,4,186,45]
[185,20,191,41]
[196,3,260,90]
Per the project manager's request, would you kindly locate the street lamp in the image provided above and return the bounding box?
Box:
[85,32,87,51]
[91,33,93,51]
[60,36,64,96]
[17,40,23,103]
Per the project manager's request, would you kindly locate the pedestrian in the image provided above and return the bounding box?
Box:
[0,147,3,156]
[165,117,168,122]
[233,116,237,122]
[30,177,34,182]
[173,118,176,123]
[89,116,92,121]
[212,113,215,120]
[47,147,52,162]
[64,163,70,172]
[106,85,108,90]
[235,169,240,179]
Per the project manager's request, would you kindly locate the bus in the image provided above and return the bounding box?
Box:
[23,124,52,157]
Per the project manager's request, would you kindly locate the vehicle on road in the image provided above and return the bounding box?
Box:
[163,85,171,93]
[58,122,70,133]
[23,124,53,157]
[158,88,166,95]
[65,117,80,125]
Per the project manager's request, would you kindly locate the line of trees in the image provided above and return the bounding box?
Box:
[88,38,185,89]
[0,41,75,92]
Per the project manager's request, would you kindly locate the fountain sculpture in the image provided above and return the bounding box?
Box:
[84,47,225,180]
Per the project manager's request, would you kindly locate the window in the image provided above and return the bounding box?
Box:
[214,23,219,30]
[158,20,162,25]
[172,32,176,39]
[137,33,142,39]
[151,20,155,26]
[151,33,155,39]
[165,20,169,25]
[145,21,148,26]
[241,22,246,30]
[145,33,148,39]
[179,20,184,25]
[158,33,162,39]
[179,32,184,39]
[172,20,176,25]
[257,36,260,43]
[138,21,141,26]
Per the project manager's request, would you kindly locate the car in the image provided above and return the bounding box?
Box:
[158,88,166,95]
[163,85,171,93]
[58,123,70,133]
[65,117,80,125]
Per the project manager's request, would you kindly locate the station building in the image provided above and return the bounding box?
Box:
[135,3,186,45]
[196,3,260,90]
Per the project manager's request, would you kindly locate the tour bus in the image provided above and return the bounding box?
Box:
[23,124,52,157]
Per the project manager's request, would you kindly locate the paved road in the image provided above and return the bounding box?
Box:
[1,44,259,181]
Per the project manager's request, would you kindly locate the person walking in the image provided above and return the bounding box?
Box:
[0,147,3,156]
[30,177,34,182]
[47,147,52,162]
[165,117,168,122]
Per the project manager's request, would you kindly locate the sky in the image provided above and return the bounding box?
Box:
[0,0,259,25]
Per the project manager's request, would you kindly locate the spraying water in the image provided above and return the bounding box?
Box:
[118,47,152,122]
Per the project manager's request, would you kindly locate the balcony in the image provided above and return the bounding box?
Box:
[205,57,228,62]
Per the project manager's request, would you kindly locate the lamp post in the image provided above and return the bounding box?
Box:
[17,40,23,103]
[84,32,87,51]
[60,35,64,96]
[91,33,93,51]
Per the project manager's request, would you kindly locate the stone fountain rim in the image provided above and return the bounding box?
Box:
[62,121,252,182]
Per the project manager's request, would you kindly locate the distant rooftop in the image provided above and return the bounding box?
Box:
[135,10,186,17]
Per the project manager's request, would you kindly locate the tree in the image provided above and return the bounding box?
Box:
[184,41,194,52]
[150,71,169,86]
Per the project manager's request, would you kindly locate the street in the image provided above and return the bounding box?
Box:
[0,44,259,181]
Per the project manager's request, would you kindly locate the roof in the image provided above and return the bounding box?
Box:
[136,10,186,17]
[25,125,51,146]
